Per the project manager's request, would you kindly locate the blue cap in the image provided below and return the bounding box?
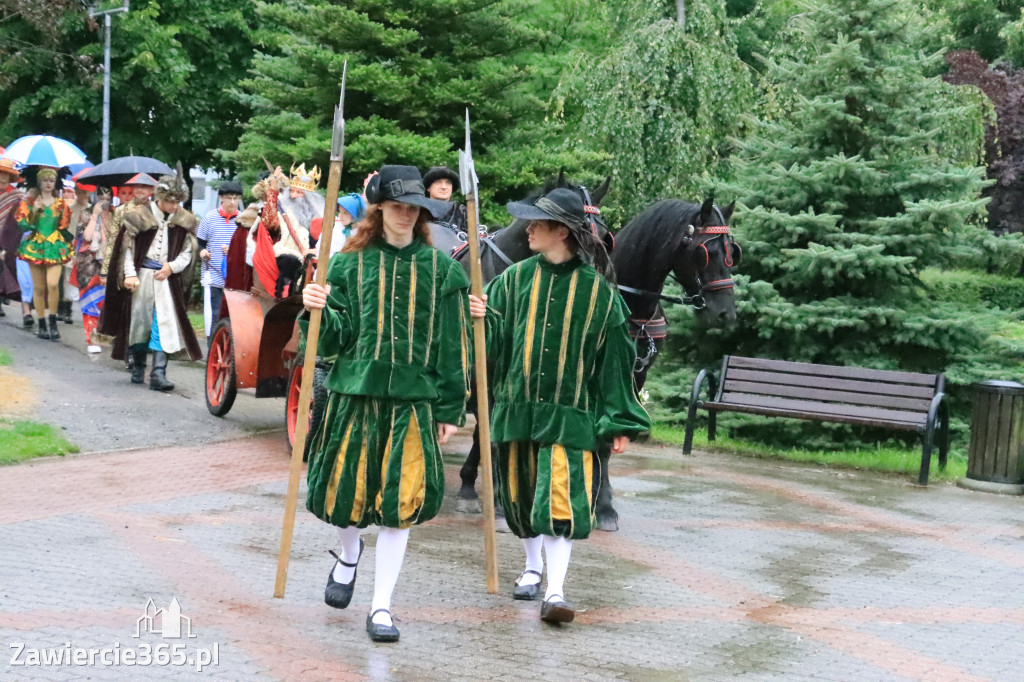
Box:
[337,193,366,223]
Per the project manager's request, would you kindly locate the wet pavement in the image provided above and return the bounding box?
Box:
[2,425,1023,681]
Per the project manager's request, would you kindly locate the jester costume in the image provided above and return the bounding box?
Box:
[303,238,471,529]
[484,254,650,540]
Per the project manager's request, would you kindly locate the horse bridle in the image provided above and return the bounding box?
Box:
[617,206,735,312]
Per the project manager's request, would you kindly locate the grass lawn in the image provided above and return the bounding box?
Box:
[650,423,968,482]
[0,419,79,465]
[0,347,11,366]
[188,310,205,334]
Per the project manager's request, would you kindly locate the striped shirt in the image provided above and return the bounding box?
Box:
[197,209,237,287]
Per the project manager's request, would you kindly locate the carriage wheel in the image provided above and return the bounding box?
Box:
[286,363,312,449]
[205,318,237,417]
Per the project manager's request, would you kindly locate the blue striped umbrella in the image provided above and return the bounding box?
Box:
[4,135,88,168]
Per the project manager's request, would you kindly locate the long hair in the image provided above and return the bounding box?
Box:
[342,205,433,253]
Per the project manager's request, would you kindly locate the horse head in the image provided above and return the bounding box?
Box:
[670,198,739,325]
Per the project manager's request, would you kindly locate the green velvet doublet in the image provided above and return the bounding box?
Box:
[484,255,651,540]
[303,237,471,529]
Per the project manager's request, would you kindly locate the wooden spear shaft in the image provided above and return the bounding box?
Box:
[275,73,346,599]
[464,190,500,595]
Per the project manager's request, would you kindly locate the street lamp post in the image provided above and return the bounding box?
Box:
[88,1,130,163]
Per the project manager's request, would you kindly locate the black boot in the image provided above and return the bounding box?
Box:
[48,314,60,341]
[36,317,49,340]
[150,351,174,392]
[23,314,34,328]
[60,301,73,324]
[130,349,147,384]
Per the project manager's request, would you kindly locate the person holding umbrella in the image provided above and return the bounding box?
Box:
[100,174,157,282]
[15,167,74,340]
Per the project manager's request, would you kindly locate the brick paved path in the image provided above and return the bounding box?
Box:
[2,431,1023,681]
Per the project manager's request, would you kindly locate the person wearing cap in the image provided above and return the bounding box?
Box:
[423,166,468,236]
[300,164,470,643]
[0,157,25,320]
[197,180,243,335]
[309,192,366,260]
[467,187,650,625]
[100,166,201,391]
[15,167,74,341]
[100,174,157,282]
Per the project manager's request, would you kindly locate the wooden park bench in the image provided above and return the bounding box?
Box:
[683,356,950,485]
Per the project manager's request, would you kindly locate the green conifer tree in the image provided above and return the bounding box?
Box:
[646,0,1024,443]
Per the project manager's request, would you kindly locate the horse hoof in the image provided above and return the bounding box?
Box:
[595,510,619,532]
[456,497,482,514]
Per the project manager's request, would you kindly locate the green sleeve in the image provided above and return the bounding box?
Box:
[433,263,472,426]
[482,270,512,375]
[299,257,352,359]
[593,297,652,441]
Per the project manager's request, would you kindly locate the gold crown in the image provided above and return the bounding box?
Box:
[289,163,321,192]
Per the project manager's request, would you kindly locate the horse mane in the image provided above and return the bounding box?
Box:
[614,199,701,257]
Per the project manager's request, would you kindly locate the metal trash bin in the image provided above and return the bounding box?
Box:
[958,380,1024,495]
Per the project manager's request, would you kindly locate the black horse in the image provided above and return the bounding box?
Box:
[586,198,738,530]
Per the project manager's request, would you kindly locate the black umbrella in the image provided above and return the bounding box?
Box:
[76,155,174,186]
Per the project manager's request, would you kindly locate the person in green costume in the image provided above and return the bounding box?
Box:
[468,187,651,625]
[16,167,73,340]
[301,165,471,643]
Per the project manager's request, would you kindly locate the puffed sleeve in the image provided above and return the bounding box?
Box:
[432,262,472,426]
[593,295,651,441]
[481,266,513,376]
[299,255,354,360]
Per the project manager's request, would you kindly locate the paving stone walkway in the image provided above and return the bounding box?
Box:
[1,430,1023,681]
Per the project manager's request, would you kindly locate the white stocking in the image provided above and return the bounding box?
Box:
[370,527,410,626]
[517,536,543,586]
[543,535,572,602]
[332,526,362,583]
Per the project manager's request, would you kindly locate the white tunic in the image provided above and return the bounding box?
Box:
[123,205,194,352]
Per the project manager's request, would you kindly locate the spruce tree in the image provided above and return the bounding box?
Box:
[646,0,1024,442]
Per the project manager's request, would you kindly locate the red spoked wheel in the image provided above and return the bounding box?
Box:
[205,317,237,416]
[285,362,312,449]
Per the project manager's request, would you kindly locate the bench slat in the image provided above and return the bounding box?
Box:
[716,391,927,426]
[704,401,923,431]
[723,368,937,400]
[728,356,937,387]
[722,380,933,412]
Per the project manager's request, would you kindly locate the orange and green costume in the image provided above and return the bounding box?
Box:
[16,198,73,266]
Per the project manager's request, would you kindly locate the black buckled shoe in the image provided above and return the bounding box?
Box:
[512,570,543,601]
[540,595,575,624]
[325,538,363,609]
[366,609,399,642]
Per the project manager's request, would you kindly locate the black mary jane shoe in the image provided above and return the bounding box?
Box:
[512,569,543,601]
[366,609,400,643]
[324,538,364,609]
[540,595,575,624]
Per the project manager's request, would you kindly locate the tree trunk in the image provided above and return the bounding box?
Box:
[676,0,685,28]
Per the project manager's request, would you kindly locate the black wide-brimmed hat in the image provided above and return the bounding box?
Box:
[218,180,243,196]
[423,166,460,192]
[507,188,587,231]
[365,165,450,219]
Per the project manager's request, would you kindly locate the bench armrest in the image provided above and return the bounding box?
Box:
[683,369,719,455]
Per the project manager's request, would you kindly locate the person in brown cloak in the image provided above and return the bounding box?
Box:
[99,167,201,390]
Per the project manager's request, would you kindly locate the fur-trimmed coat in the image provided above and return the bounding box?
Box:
[98,203,201,361]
